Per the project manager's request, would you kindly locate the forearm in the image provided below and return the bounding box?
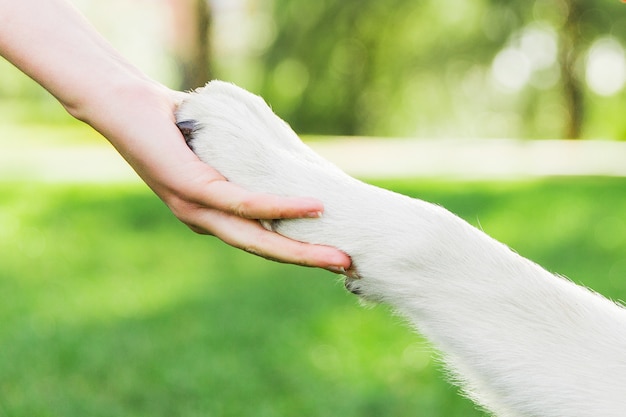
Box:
[0,0,186,187]
[0,0,152,118]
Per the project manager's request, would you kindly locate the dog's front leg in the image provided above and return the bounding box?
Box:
[176,81,626,417]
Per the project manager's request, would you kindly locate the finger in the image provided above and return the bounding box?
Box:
[198,209,352,271]
[194,178,326,220]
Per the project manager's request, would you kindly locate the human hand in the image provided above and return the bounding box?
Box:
[81,81,352,273]
[0,0,350,272]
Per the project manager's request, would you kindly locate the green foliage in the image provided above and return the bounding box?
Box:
[2,1,625,138]
[2,178,626,416]
[255,0,626,139]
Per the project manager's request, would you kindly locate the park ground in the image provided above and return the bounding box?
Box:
[2,125,626,416]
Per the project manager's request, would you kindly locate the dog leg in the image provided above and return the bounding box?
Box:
[177,81,626,417]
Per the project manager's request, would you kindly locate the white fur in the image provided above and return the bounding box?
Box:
[176,81,626,417]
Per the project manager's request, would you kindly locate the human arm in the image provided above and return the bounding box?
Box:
[0,0,351,271]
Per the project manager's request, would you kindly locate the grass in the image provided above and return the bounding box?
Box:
[1,177,626,417]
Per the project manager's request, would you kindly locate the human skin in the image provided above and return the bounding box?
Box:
[0,0,351,272]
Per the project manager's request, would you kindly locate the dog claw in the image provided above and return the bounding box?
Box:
[328,266,347,274]
[344,278,362,295]
[176,120,198,147]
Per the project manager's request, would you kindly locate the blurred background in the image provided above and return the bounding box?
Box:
[2,1,626,416]
[1,0,626,139]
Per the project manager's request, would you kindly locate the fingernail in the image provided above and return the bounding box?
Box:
[328,266,347,275]
[306,211,323,218]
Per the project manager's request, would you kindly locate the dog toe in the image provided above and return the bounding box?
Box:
[344,278,362,295]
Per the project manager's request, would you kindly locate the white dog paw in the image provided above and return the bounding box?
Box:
[175,81,358,235]
[176,81,337,195]
[175,81,440,300]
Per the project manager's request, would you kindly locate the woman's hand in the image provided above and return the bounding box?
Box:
[78,81,352,272]
[0,0,352,273]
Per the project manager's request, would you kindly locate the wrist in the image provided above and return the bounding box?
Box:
[64,73,159,122]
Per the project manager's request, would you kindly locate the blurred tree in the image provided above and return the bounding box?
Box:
[559,0,584,139]
[255,0,626,139]
[529,0,626,139]
[530,0,626,138]
[168,0,212,90]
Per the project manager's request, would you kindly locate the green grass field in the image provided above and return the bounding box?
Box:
[1,177,626,417]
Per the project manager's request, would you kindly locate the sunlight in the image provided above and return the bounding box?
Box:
[585,37,626,96]
[491,24,559,92]
[491,47,531,91]
[520,24,558,70]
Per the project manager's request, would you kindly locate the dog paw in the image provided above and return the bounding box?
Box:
[176,81,339,196]
[175,80,443,301]
[175,81,359,238]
